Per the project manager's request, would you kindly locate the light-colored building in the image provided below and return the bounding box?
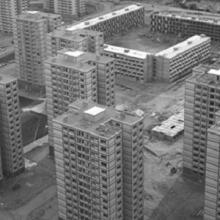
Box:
[47,28,104,57]
[0,0,29,33]
[204,111,220,220]
[54,0,85,21]
[151,10,220,41]
[103,44,153,82]
[154,35,211,83]
[0,65,24,177]
[53,99,144,220]
[14,11,61,86]
[65,4,144,39]
[45,49,115,155]
[183,64,220,178]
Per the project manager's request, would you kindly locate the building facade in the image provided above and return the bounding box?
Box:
[54,0,85,21]
[53,99,144,220]
[183,64,220,178]
[0,0,29,33]
[45,49,115,155]
[14,11,61,86]
[16,0,29,14]
[154,35,211,83]
[65,4,145,39]
[44,0,55,12]
[0,67,24,177]
[103,44,153,82]
[204,111,220,220]
[47,28,104,57]
[151,10,220,41]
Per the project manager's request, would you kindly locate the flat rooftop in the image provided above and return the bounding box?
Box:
[154,10,220,25]
[54,99,142,138]
[66,4,143,31]
[104,44,149,59]
[17,11,61,21]
[156,35,210,59]
[45,49,113,71]
[187,62,220,86]
[49,28,102,42]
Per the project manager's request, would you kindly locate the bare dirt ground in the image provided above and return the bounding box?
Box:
[107,26,182,53]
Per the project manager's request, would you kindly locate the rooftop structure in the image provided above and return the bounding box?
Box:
[14,11,62,86]
[53,99,144,220]
[183,63,220,178]
[151,10,220,41]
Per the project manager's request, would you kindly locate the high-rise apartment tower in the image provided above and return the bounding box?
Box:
[14,11,61,86]
[204,110,220,220]
[0,65,24,177]
[183,64,220,178]
[53,99,144,220]
[54,0,85,21]
[45,49,115,155]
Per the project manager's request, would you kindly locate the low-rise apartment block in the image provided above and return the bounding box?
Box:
[183,64,220,178]
[0,65,24,177]
[54,0,85,21]
[45,49,115,155]
[103,44,153,82]
[47,28,104,57]
[14,11,61,86]
[151,10,220,41]
[204,111,220,220]
[53,99,144,220]
[154,35,211,83]
[66,4,144,39]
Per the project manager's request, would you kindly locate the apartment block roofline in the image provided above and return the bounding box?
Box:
[46,48,113,69]
[66,4,143,31]
[49,28,102,41]
[17,10,61,20]
[54,99,143,137]
[104,44,149,59]
[155,35,210,59]
[154,10,220,25]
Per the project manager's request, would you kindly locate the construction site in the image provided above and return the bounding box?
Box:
[1,0,220,220]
